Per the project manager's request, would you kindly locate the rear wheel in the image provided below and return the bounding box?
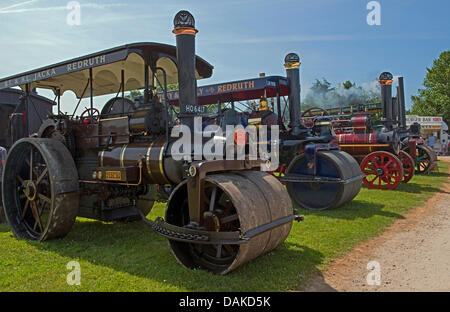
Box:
[399,150,414,183]
[285,150,362,210]
[360,151,403,190]
[415,145,433,174]
[2,138,79,241]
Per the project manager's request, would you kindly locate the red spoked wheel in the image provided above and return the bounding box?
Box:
[399,150,414,183]
[360,151,404,190]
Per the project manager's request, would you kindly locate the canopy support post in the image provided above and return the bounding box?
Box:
[144,63,149,104]
[25,83,30,136]
[57,89,61,115]
[276,81,282,126]
[121,69,125,115]
[89,68,93,122]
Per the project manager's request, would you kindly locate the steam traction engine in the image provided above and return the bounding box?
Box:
[163,55,364,210]
[332,73,415,190]
[394,76,438,175]
[1,11,298,274]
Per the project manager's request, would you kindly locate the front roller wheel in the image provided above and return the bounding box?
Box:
[165,171,293,275]
[1,138,79,241]
[285,150,362,210]
[360,151,404,190]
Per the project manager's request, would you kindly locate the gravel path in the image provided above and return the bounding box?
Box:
[306,157,450,292]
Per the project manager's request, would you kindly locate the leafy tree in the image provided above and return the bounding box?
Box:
[411,50,450,125]
[342,80,355,89]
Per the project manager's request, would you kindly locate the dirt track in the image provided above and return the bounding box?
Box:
[306,157,450,292]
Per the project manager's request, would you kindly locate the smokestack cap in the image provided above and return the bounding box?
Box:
[174,10,196,28]
[379,72,393,81]
[284,53,301,69]
[285,53,300,63]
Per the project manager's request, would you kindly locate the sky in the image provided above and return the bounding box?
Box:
[0,0,449,113]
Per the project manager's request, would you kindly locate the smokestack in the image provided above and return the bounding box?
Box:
[397,76,406,129]
[173,10,198,130]
[379,72,393,130]
[284,53,302,136]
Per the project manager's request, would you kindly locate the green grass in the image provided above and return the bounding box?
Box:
[0,162,448,292]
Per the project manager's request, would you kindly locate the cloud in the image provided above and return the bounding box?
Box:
[0,0,39,12]
[0,2,124,14]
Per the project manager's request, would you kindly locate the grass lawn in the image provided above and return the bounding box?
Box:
[0,161,448,292]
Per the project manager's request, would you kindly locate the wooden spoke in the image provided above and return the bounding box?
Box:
[209,186,217,212]
[36,167,48,186]
[38,193,51,204]
[21,199,30,220]
[17,175,25,184]
[30,201,43,232]
[220,214,238,224]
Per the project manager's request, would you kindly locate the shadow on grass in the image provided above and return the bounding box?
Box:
[395,182,450,194]
[27,219,325,291]
[298,200,404,221]
[0,223,10,233]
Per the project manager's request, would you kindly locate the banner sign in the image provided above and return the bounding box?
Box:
[0,50,128,90]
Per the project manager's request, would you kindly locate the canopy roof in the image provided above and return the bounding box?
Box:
[0,42,213,99]
[162,76,288,105]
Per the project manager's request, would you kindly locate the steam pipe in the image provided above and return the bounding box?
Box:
[397,76,406,129]
[284,53,303,136]
[173,10,199,131]
[379,72,393,130]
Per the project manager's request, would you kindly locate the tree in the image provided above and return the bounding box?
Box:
[342,80,355,90]
[411,50,450,126]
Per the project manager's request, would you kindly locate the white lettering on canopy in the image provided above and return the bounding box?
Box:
[66,55,106,72]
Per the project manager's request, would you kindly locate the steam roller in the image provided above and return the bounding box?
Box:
[166,171,292,274]
[0,10,298,274]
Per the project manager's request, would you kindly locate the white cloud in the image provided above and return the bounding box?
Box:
[0,2,124,14]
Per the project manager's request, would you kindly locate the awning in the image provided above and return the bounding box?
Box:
[162,76,288,106]
[0,42,213,99]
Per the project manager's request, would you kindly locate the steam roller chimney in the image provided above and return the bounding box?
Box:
[173,10,198,130]
[284,53,303,136]
[397,76,407,129]
[379,72,394,130]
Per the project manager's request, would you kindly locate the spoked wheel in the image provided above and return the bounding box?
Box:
[301,107,329,127]
[165,171,293,275]
[415,145,433,174]
[285,150,362,210]
[2,138,79,241]
[399,150,414,183]
[360,151,404,190]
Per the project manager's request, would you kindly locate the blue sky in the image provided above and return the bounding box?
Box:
[0,0,449,113]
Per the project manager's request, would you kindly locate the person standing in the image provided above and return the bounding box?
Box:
[428,135,435,151]
[0,146,6,223]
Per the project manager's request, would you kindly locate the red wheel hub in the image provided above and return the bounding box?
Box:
[360,151,404,190]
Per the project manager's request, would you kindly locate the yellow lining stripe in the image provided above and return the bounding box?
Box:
[100,150,105,167]
[146,141,156,181]
[158,142,169,184]
[100,116,128,122]
[341,144,390,147]
[120,144,128,168]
